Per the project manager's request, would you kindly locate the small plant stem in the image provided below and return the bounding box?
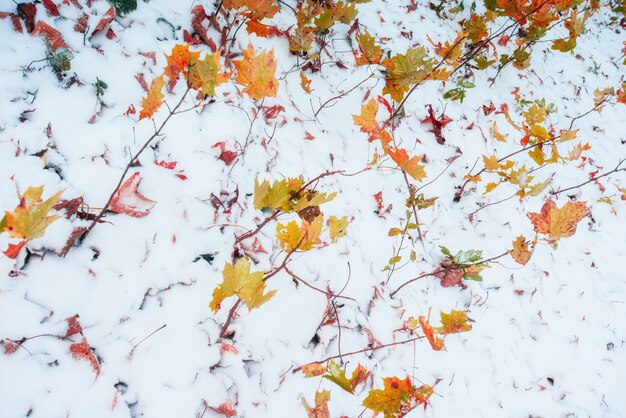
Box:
[389,252,508,297]
[80,88,191,243]
[552,158,626,196]
[293,335,426,373]
[314,73,375,119]
[128,324,167,358]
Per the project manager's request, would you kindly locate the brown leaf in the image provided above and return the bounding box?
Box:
[17,3,36,33]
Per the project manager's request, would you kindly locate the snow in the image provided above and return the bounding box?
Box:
[1,0,625,417]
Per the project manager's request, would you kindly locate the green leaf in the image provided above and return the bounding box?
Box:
[112,0,137,14]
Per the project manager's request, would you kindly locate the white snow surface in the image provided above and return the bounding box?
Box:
[0,0,625,417]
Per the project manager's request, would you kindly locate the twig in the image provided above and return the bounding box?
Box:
[80,88,192,243]
[293,335,426,373]
[284,266,356,301]
[314,73,375,118]
[552,159,626,196]
[129,324,167,358]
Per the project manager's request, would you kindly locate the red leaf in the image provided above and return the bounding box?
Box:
[373,191,384,211]
[262,104,284,119]
[74,12,89,33]
[434,263,466,289]
[43,0,61,17]
[0,12,23,32]
[241,238,268,255]
[54,196,84,219]
[304,131,315,141]
[139,51,157,65]
[65,314,83,337]
[57,226,87,257]
[183,29,202,45]
[3,240,27,259]
[155,160,177,170]
[17,3,37,33]
[482,101,495,115]
[70,337,100,376]
[32,21,69,51]
[421,105,452,145]
[106,28,116,39]
[91,6,114,36]
[210,401,237,417]
[135,73,148,92]
[267,25,289,37]
[109,172,156,218]
[191,5,211,46]
[3,339,18,354]
[213,142,237,166]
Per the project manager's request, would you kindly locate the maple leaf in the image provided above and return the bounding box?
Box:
[300,362,327,377]
[138,75,165,120]
[435,309,472,334]
[353,98,381,140]
[382,47,434,102]
[386,147,426,181]
[276,215,323,251]
[355,30,382,66]
[70,337,100,376]
[363,376,433,418]
[301,390,330,418]
[210,257,276,313]
[328,216,348,243]
[1,186,63,240]
[253,177,304,212]
[109,172,156,218]
[483,154,500,171]
[32,21,68,51]
[188,51,230,97]
[234,44,278,100]
[528,199,587,246]
[510,235,535,265]
[163,44,198,91]
[65,314,83,337]
[324,360,370,394]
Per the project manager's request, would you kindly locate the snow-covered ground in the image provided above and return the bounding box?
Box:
[1,0,625,417]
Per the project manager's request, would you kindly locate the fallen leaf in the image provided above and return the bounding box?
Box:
[528,199,587,245]
[209,257,276,313]
[188,51,230,97]
[422,104,452,145]
[138,75,165,120]
[233,44,278,100]
[109,172,156,218]
[65,314,83,337]
[363,376,433,417]
[419,314,444,351]
[70,337,100,376]
[301,362,326,377]
[510,235,534,265]
[0,186,63,240]
[324,360,369,394]
[435,309,472,334]
[301,390,330,418]
[3,240,27,259]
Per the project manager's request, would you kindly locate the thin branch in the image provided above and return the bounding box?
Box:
[552,159,626,196]
[284,266,356,301]
[314,73,375,119]
[293,335,426,373]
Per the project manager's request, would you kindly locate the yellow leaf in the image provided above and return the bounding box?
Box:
[209,257,276,313]
[1,186,63,240]
[363,376,433,417]
[523,104,547,126]
[435,309,472,334]
[382,47,434,102]
[566,142,590,161]
[324,360,369,394]
[465,174,482,183]
[355,29,382,66]
[484,182,499,194]
[234,44,278,100]
[138,75,165,120]
[328,215,348,243]
[253,177,304,212]
[276,215,323,251]
[482,154,500,171]
[559,129,578,141]
[528,146,545,165]
[492,122,508,142]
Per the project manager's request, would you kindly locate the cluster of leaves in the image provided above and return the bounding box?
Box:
[289,0,362,65]
[354,98,426,181]
[299,308,472,416]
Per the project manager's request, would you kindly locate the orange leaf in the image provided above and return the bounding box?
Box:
[188,51,231,97]
[70,337,100,376]
[419,313,444,351]
[386,147,426,181]
[138,75,165,120]
[3,240,27,259]
[353,98,380,140]
[164,44,198,91]
[300,362,326,377]
[109,172,156,217]
[510,235,534,265]
[528,199,587,246]
[300,72,312,93]
[234,44,278,100]
[301,390,330,418]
